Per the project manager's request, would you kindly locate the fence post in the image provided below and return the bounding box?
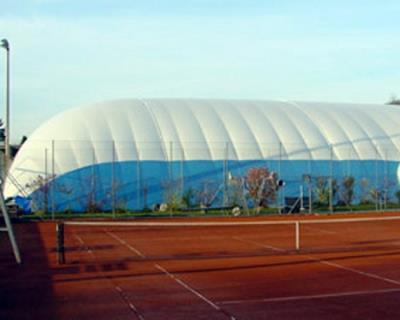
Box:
[300,185,304,212]
[384,148,388,211]
[112,141,116,218]
[375,145,379,212]
[180,145,184,197]
[51,140,55,219]
[279,142,283,213]
[169,141,173,215]
[169,141,173,180]
[348,148,351,177]
[308,157,312,214]
[223,142,229,207]
[329,145,333,213]
[44,148,48,214]
[56,221,65,264]
[136,149,141,210]
[91,146,96,212]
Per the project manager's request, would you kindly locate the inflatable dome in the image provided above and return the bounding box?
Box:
[5,99,400,212]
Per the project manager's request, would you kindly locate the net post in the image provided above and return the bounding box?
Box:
[295,221,300,251]
[56,221,65,264]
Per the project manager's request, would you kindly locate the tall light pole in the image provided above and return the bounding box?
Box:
[0,39,10,177]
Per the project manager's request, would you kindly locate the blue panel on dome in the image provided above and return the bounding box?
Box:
[28,159,399,212]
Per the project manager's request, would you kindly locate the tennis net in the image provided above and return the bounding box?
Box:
[56,215,400,264]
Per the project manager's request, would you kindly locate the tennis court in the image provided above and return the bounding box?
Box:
[2,213,400,319]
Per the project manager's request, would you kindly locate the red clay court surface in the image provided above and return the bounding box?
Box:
[2,212,400,319]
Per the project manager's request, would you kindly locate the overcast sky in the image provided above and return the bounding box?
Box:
[1,0,400,142]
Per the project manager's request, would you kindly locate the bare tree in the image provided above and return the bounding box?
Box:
[195,180,219,208]
[162,179,185,211]
[339,176,355,205]
[314,176,329,206]
[245,167,278,213]
[359,178,371,204]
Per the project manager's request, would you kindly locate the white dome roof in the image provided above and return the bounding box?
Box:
[5,98,400,197]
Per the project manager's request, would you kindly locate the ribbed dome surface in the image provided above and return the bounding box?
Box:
[5,98,400,199]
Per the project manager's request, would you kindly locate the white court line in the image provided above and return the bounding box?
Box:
[314,258,400,286]
[218,287,400,305]
[74,234,84,245]
[101,226,400,316]
[74,234,93,254]
[73,232,145,320]
[106,230,236,319]
[229,237,400,301]
[106,231,146,258]
[154,264,221,310]
[155,264,236,320]
[232,236,286,253]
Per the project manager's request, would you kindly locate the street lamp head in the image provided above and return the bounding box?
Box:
[1,39,9,51]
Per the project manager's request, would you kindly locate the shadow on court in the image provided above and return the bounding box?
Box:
[0,222,57,320]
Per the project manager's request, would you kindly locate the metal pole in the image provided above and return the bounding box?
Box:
[223,142,228,207]
[329,145,333,213]
[279,142,282,213]
[180,146,184,197]
[136,149,140,210]
[384,148,388,211]
[0,186,21,264]
[91,146,96,211]
[51,140,55,219]
[112,141,116,218]
[44,148,48,214]
[169,141,173,181]
[300,185,304,212]
[56,222,65,264]
[375,146,379,212]
[169,141,173,215]
[308,158,312,214]
[295,221,300,251]
[347,148,351,176]
[308,183,312,214]
[1,39,10,177]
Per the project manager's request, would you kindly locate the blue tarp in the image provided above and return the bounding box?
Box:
[14,196,32,214]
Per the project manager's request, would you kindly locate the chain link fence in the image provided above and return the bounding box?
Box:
[6,139,400,215]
